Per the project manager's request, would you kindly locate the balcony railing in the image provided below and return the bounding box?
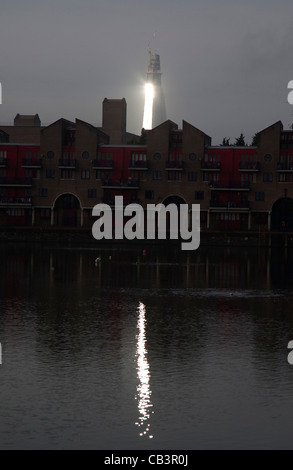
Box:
[58,158,78,168]
[22,158,42,168]
[0,177,32,186]
[209,180,250,190]
[277,162,293,171]
[239,162,260,171]
[128,160,149,169]
[0,197,32,205]
[0,157,7,167]
[92,159,113,169]
[101,178,140,189]
[210,200,250,209]
[200,161,221,170]
[165,161,184,170]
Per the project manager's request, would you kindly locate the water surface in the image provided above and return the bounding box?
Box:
[0,243,293,449]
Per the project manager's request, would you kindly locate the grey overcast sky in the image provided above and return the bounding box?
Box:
[0,0,293,145]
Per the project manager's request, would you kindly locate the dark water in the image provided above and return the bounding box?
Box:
[1,242,293,449]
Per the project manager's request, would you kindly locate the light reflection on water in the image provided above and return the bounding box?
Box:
[135,302,153,439]
[1,244,293,449]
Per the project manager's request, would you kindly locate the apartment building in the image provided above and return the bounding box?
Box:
[0,102,292,233]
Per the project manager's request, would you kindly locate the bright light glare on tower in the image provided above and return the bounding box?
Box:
[142,83,154,130]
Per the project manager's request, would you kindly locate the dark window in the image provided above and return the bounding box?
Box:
[263,172,273,182]
[40,209,50,219]
[81,169,90,180]
[96,170,112,180]
[255,191,265,201]
[82,151,90,160]
[145,190,154,200]
[39,188,48,198]
[195,191,204,200]
[46,169,55,178]
[61,169,75,179]
[167,171,182,181]
[47,151,55,159]
[152,171,162,180]
[88,189,97,198]
[188,171,197,182]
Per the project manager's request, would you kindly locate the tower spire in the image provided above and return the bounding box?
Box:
[142,38,166,130]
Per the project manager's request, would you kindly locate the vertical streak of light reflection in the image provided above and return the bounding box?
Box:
[135,302,154,439]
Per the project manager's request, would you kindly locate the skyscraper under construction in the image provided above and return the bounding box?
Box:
[142,48,166,130]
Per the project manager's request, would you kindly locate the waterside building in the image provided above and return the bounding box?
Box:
[0,102,292,234]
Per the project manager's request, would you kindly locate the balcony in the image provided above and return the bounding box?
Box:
[239,162,260,171]
[92,159,113,170]
[22,158,42,168]
[200,161,221,171]
[165,161,184,170]
[277,162,293,172]
[58,158,78,168]
[0,157,7,167]
[128,160,149,170]
[0,177,32,187]
[210,200,250,210]
[101,178,140,189]
[0,197,32,206]
[209,180,250,191]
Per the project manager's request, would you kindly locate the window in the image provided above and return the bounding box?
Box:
[279,173,293,182]
[241,173,256,184]
[203,172,219,183]
[7,209,25,217]
[88,189,97,198]
[152,171,162,180]
[96,170,112,180]
[131,152,147,162]
[255,192,264,201]
[61,169,75,179]
[26,169,40,179]
[263,172,273,182]
[39,188,48,198]
[188,171,197,182]
[40,209,50,219]
[46,169,55,179]
[168,152,182,162]
[195,191,204,200]
[145,190,154,200]
[81,169,90,180]
[131,170,147,181]
[97,152,113,161]
[167,171,182,182]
